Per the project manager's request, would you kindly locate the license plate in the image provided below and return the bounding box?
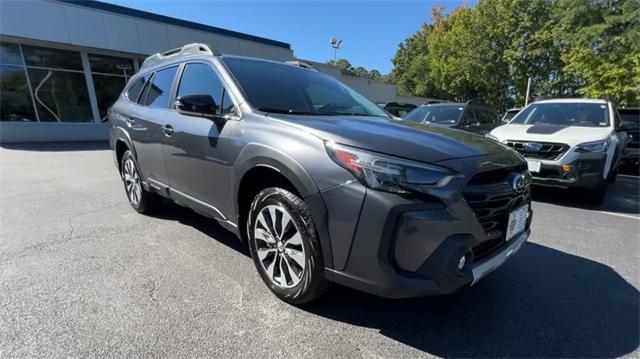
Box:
[526,160,541,173]
[506,205,528,241]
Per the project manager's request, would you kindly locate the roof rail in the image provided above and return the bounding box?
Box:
[141,43,213,69]
[285,60,317,71]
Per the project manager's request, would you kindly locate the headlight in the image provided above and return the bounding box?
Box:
[325,142,454,194]
[576,140,609,152]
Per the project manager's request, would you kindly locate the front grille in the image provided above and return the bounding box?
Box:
[463,169,531,261]
[505,140,569,160]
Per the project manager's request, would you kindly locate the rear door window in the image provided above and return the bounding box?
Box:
[143,66,178,108]
[477,109,496,124]
[461,108,476,124]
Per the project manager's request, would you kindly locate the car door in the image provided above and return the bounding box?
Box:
[162,62,240,220]
[610,106,628,173]
[127,67,178,186]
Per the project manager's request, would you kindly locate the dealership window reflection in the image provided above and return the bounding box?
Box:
[89,54,134,121]
[0,43,37,122]
[22,45,92,122]
[27,69,92,122]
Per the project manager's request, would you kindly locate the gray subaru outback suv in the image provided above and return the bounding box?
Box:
[109,44,533,304]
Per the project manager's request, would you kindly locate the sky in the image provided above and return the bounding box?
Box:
[102,0,470,74]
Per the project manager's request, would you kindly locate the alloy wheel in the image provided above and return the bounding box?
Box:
[253,205,306,288]
[123,158,142,205]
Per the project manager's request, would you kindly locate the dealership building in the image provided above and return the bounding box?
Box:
[0,0,429,143]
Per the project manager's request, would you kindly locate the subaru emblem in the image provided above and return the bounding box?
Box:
[524,142,542,151]
[512,173,526,192]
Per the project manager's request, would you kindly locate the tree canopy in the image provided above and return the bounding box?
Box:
[391,0,640,109]
[327,59,392,83]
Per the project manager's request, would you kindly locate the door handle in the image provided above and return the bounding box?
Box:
[126,118,135,127]
[163,124,174,136]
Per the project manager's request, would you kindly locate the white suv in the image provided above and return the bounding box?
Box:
[488,99,626,203]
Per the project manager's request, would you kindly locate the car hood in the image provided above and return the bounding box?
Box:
[267,115,507,163]
[490,124,613,146]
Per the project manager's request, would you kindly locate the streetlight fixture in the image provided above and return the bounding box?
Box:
[330,37,343,62]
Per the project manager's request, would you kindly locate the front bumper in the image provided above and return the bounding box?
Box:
[323,185,532,299]
[528,152,606,189]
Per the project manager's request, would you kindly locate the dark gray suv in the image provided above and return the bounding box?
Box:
[109,44,533,304]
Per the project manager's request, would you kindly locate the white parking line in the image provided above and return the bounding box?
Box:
[592,211,640,220]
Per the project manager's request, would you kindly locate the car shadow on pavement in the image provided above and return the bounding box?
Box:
[150,201,250,257]
[131,193,638,357]
[305,243,639,358]
[532,175,640,215]
[0,141,110,151]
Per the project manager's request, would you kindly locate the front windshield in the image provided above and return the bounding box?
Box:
[403,106,463,124]
[511,102,609,127]
[221,57,388,117]
[502,110,520,122]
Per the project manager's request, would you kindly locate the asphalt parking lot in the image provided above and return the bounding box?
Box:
[1,143,638,358]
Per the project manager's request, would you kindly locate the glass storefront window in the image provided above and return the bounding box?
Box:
[22,45,83,71]
[89,53,135,120]
[0,43,23,66]
[92,74,127,120]
[0,65,37,122]
[28,69,92,122]
[89,54,134,76]
[0,42,137,123]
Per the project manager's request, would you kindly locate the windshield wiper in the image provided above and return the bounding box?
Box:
[257,107,315,115]
[318,111,386,117]
[257,107,386,118]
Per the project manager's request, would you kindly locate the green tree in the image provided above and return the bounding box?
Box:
[390,0,640,108]
[558,0,640,105]
[327,58,389,82]
[327,58,355,76]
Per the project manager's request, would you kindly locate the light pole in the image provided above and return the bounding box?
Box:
[525,76,532,107]
[330,37,343,62]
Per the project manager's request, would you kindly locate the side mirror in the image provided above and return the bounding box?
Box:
[468,120,480,127]
[175,94,218,118]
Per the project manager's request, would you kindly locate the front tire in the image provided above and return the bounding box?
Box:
[247,187,328,304]
[120,151,163,214]
[588,181,608,204]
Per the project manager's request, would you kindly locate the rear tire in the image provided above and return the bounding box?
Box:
[120,151,163,214]
[247,187,328,304]
[607,168,618,184]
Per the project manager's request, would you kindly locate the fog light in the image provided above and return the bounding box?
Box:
[457,255,467,271]
[562,164,571,173]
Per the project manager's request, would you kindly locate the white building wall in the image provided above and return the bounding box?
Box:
[0,0,295,61]
[0,0,295,143]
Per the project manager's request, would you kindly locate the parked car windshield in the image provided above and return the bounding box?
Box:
[403,106,463,124]
[221,57,388,117]
[511,102,609,127]
[502,109,520,122]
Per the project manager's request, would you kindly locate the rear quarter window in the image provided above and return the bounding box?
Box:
[126,75,148,103]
